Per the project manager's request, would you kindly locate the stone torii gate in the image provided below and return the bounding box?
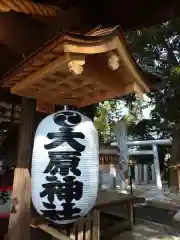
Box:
[112,139,171,194]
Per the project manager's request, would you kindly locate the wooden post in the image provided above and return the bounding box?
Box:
[92,210,100,240]
[128,203,134,227]
[177,168,180,192]
[7,98,36,240]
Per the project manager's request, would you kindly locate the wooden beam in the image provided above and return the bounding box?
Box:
[0,10,83,79]
[31,224,72,240]
[7,98,36,240]
[0,12,47,56]
[0,10,83,57]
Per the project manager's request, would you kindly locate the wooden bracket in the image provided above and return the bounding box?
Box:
[67,54,86,75]
[107,51,120,71]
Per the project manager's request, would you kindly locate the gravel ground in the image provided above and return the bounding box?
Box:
[112,205,180,240]
[113,220,180,240]
[135,205,180,230]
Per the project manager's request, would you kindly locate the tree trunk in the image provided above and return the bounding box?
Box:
[113,120,129,189]
[169,124,180,193]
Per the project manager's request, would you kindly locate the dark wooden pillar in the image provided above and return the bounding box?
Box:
[79,105,96,121]
[7,98,36,240]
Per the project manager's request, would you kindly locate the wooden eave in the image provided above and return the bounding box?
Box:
[2,26,150,107]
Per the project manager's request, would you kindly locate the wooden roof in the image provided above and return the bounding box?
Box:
[0,0,171,97]
[2,26,149,107]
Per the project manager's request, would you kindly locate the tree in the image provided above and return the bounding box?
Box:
[94,100,117,144]
[126,19,180,191]
[94,95,153,143]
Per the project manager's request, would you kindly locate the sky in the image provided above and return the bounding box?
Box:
[142,94,154,119]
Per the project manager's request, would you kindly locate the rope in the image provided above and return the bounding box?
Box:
[0,0,59,17]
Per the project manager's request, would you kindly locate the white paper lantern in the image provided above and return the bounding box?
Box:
[31,110,99,225]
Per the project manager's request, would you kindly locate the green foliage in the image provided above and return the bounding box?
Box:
[96,19,180,145]
[94,100,118,143]
[126,19,180,137]
[94,102,112,143]
[94,96,150,143]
